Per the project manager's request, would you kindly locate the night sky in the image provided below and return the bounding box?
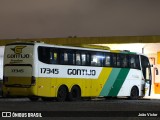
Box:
[0,0,160,39]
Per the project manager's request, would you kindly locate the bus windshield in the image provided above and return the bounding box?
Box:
[141,56,151,81]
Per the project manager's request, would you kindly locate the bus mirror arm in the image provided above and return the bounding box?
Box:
[152,65,159,75]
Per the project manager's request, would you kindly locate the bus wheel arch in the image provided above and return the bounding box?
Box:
[68,85,81,101]
[56,85,69,102]
[129,86,139,100]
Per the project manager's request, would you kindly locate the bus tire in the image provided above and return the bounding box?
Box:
[56,85,68,102]
[68,85,81,101]
[29,97,39,101]
[129,86,139,100]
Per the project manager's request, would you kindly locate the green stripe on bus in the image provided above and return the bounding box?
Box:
[100,68,121,96]
[108,68,130,96]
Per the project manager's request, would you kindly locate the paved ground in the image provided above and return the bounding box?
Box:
[0,97,160,120]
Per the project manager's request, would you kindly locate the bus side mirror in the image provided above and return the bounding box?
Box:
[150,64,153,67]
[156,68,159,75]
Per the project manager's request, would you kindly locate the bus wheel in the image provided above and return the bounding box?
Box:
[56,86,68,102]
[29,97,39,101]
[68,85,81,101]
[129,86,139,100]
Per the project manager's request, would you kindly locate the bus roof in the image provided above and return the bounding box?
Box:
[6,41,146,56]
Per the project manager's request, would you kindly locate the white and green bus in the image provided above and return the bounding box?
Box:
[2,42,152,101]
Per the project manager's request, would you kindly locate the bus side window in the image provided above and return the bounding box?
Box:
[129,55,136,68]
[122,54,128,68]
[68,52,75,65]
[60,50,68,65]
[111,54,117,67]
[117,54,121,67]
[129,55,140,69]
[91,53,103,67]
[86,53,90,66]
[64,52,68,64]
[91,54,97,66]
[97,54,103,67]
[76,53,81,65]
[104,53,111,67]
[60,50,75,65]
[50,49,58,64]
[135,55,140,69]
[38,46,50,64]
[81,53,86,65]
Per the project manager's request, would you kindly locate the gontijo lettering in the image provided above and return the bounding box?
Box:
[7,54,29,58]
[67,69,96,76]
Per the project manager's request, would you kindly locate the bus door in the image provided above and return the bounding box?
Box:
[141,56,152,96]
